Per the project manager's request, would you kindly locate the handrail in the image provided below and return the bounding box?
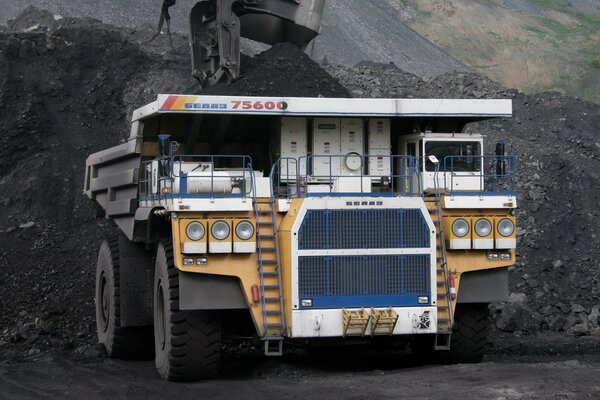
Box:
[139,154,254,201]
[442,154,518,193]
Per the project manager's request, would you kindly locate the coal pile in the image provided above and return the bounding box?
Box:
[326,63,600,337]
[0,9,349,360]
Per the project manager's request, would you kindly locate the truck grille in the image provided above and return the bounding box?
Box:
[298,209,430,250]
[298,255,431,309]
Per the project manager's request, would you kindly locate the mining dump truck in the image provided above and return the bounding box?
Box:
[84,95,517,381]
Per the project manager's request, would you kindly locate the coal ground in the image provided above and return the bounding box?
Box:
[0,6,599,367]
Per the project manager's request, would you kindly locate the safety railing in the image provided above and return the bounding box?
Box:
[442,154,518,193]
[270,154,422,199]
[139,155,254,202]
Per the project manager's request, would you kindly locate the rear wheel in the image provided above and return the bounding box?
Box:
[153,239,222,381]
[95,236,153,359]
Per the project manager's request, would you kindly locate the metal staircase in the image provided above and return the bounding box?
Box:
[252,173,286,356]
[427,197,454,349]
[430,162,454,350]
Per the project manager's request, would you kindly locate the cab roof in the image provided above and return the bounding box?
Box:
[132,95,512,122]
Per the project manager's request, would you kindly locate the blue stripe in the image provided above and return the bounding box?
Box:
[301,294,431,309]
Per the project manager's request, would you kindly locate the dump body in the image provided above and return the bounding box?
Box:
[85,95,516,363]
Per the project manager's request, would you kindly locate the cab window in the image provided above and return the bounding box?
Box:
[424,141,481,172]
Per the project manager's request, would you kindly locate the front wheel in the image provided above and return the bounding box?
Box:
[445,303,490,363]
[153,239,222,381]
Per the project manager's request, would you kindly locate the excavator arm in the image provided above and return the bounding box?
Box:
[154,0,326,86]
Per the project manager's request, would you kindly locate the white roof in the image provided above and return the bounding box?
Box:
[132,94,512,121]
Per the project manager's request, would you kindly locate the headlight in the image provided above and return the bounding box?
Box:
[186,222,205,241]
[235,221,254,240]
[452,219,470,237]
[211,220,230,240]
[498,218,515,237]
[475,218,492,237]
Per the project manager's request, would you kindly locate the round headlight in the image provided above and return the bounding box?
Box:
[475,218,492,237]
[211,220,230,240]
[235,221,254,240]
[452,219,470,237]
[186,222,205,241]
[498,218,515,237]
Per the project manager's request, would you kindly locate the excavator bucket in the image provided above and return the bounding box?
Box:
[189,0,326,86]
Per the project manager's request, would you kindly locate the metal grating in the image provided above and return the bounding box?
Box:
[298,209,430,250]
[298,255,430,301]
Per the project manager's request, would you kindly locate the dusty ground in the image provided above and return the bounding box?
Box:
[1,350,599,400]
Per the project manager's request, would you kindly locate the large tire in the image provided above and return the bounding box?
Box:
[153,239,222,381]
[445,303,490,363]
[95,236,154,359]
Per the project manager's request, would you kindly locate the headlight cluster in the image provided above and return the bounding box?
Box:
[182,219,256,256]
[446,216,516,251]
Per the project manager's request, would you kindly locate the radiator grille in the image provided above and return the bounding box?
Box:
[298,209,429,250]
[298,255,431,308]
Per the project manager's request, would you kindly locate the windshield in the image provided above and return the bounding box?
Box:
[425,141,481,172]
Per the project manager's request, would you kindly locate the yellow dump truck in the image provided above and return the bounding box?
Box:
[84,95,517,380]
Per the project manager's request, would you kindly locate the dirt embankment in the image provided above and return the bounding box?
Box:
[0,7,598,362]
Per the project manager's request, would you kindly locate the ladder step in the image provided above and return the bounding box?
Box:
[264,297,280,302]
[257,221,273,226]
[262,272,278,277]
[263,285,280,290]
[438,318,450,323]
[257,210,272,215]
[259,247,276,252]
[437,306,449,310]
[266,323,282,328]
[265,310,281,315]
[258,234,275,239]
[260,260,277,265]
[437,281,447,285]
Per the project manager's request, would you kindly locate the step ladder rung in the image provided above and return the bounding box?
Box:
[263,285,280,290]
[259,247,276,252]
[262,272,278,277]
[257,221,274,225]
[257,210,272,215]
[258,234,275,239]
[264,297,281,302]
[266,323,283,328]
[265,310,281,315]
[260,260,277,265]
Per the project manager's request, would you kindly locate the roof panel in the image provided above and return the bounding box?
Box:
[133,95,512,121]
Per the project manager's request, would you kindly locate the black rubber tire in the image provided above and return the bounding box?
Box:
[153,239,222,381]
[95,236,154,359]
[445,303,490,364]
